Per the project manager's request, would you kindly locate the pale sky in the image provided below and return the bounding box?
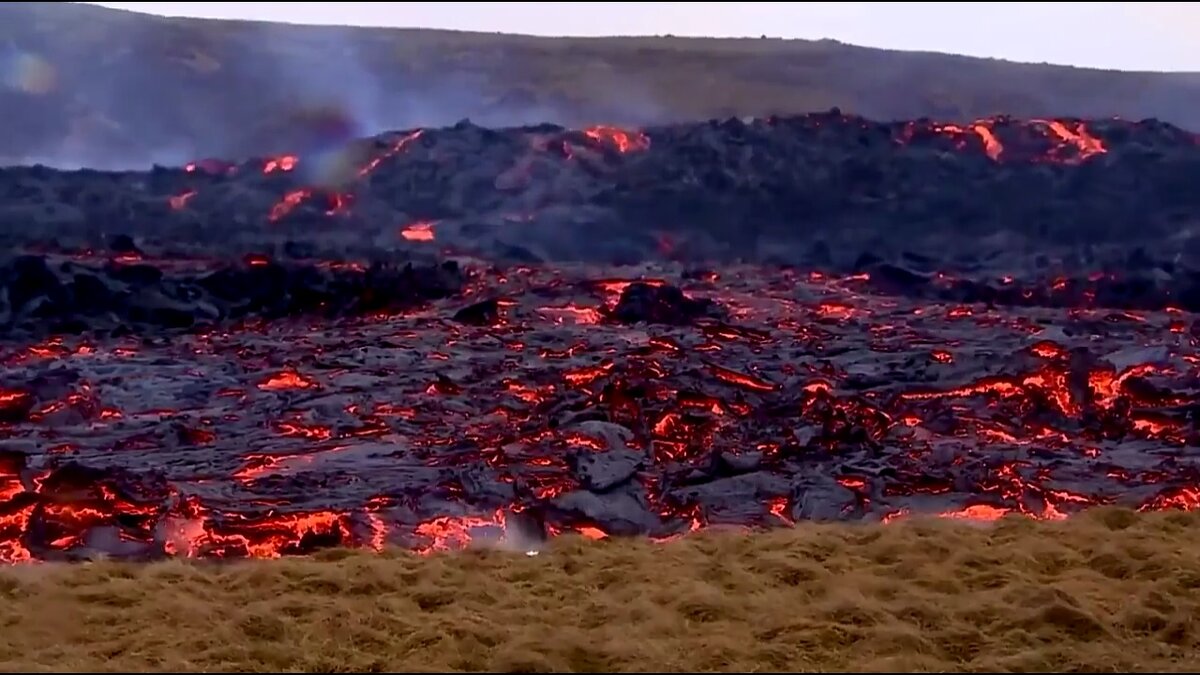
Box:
[86,2,1200,72]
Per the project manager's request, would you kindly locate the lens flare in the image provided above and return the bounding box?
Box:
[1,51,57,95]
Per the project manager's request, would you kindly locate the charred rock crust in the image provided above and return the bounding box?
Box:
[0,112,1196,274]
[1,111,1199,335]
[0,253,462,337]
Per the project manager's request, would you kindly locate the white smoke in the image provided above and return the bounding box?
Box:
[3,8,677,171]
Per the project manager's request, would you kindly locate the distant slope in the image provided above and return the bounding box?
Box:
[2,1,1200,168]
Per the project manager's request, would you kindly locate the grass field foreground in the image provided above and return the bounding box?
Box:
[1,508,1199,672]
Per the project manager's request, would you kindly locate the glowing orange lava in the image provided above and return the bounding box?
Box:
[584,125,650,153]
[262,155,298,174]
[400,220,437,242]
[168,189,196,210]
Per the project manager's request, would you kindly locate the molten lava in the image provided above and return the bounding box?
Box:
[913,117,1108,163]
[0,259,1197,564]
[400,220,437,242]
[0,112,1197,562]
[157,114,1144,234]
[268,189,309,223]
[584,125,651,153]
[168,189,196,210]
[262,155,298,174]
[358,129,424,178]
[1035,119,1107,162]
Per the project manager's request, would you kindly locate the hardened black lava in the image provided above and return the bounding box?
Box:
[0,112,1195,275]
[0,251,462,338]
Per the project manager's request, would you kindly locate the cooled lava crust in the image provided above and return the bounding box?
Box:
[1,111,1200,563]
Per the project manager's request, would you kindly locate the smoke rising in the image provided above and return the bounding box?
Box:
[0,10,670,171]
[9,3,1200,172]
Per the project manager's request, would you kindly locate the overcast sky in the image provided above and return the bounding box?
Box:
[87,2,1199,72]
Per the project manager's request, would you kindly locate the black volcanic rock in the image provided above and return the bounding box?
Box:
[453,299,501,326]
[0,254,464,337]
[0,114,1198,333]
[612,282,723,325]
[0,113,1196,277]
[107,234,140,254]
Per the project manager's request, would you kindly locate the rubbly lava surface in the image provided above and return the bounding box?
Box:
[2,262,1200,563]
[1,112,1198,272]
[1,112,1200,563]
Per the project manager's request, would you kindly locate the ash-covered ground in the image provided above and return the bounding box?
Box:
[0,112,1199,562]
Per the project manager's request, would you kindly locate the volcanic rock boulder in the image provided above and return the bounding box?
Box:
[0,254,465,336]
[612,282,725,325]
[453,299,501,326]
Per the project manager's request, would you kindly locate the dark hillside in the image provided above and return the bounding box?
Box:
[1,2,1198,167]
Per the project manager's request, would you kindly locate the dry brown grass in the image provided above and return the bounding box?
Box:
[2,508,1200,672]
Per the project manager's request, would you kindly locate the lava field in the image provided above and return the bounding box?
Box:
[2,111,1199,272]
[1,112,1200,563]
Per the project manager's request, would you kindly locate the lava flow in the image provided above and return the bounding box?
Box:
[584,125,651,153]
[1,261,1199,563]
[0,111,1198,563]
[139,111,1170,244]
[904,115,1110,163]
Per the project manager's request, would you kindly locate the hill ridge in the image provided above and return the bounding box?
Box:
[2,2,1200,169]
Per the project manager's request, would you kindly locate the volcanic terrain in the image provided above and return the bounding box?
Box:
[4,2,1200,166]
[1,112,1200,563]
